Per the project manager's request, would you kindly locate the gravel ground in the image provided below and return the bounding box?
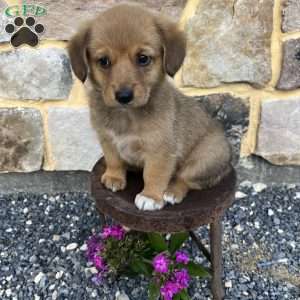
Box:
[0,183,299,300]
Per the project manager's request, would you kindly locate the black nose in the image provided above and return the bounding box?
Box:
[115,88,134,104]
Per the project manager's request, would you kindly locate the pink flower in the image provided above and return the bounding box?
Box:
[175,251,190,265]
[110,225,126,240]
[91,273,104,285]
[102,227,113,239]
[173,269,190,289]
[93,255,106,271]
[86,235,103,261]
[102,225,125,240]
[160,281,180,300]
[153,253,170,273]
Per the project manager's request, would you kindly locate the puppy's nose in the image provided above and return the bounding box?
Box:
[115,88,134,104]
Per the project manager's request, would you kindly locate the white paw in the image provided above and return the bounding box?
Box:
[163,193,178,205]
[135,194,164,211]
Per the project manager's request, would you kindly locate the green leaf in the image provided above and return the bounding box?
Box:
[169,232,189,254]
[130,258,152,277]
[179,290,191,300]
[173,294,181,300]
[148,282,160,300]
[187,262,210,278]
[147,233,168,252]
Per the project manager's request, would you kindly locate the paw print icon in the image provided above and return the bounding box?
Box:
[5,16,44,47]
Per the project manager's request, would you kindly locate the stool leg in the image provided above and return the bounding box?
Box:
[189,231,211,263]
[210,219,225,300]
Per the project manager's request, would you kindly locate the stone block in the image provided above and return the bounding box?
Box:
[182,0,273,88]
[277,38,300,90]
[47,107,102,171]
[30,0,186,40]
[282,0,300,32]
[0,108,43,172]
[0,48,73,100]
[256,98,300,165]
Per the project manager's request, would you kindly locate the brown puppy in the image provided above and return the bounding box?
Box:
[68,4,232,211]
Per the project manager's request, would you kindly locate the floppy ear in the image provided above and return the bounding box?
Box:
[68,24,90,82]
[155,16,186,77]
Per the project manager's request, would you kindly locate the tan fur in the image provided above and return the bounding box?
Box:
[68,4,232,210]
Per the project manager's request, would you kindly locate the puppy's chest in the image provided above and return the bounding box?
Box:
[106,130,143,165]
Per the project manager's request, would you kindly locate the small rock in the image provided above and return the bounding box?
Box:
[55,271,64,280]
[295,192,300,199]
[23,208,29,214]
[5,289,12,297]
[52,290,58,300]
[239,180,252,188]
[87,267,98,275]
[268,209,274,216]
[34,272,45,285]
[235,191,247,199]
[253,183,267,193]
[274,217,281,225]
[26,220,32,225]
[80,244,88,251]
[234,225,243,232]
[91,290,98,298]
[231,244,239,250]
[62,232,71,240]
[49,196,56,202]
[115,291,130,300]
[53,235,60,242]
[66,243,78,251]
[225,280,232,288]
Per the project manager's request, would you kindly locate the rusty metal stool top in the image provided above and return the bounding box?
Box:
[91,158,237,233]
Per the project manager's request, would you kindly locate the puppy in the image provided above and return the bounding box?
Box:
[68,4,232,211]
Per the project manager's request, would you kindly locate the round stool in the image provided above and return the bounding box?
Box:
[91,158,237,300]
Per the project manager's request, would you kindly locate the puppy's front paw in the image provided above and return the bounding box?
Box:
[163,180,187,205]
[163,193,180,205]
[135,193,164,211]
[101,172,126,192]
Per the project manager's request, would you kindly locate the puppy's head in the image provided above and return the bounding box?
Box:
[68,4,186,108]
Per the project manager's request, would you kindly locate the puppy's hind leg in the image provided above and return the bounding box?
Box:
[174,133,232,193]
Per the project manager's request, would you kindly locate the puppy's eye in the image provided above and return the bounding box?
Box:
[98,56,111,69]
[136,54,152,66]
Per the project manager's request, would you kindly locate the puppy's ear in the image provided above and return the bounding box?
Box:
[68,24,90,83]
[155,16,186,77]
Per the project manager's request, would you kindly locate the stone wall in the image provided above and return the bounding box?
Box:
[0,0,299,173]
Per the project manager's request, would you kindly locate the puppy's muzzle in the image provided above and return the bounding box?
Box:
[115,88,134,105]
